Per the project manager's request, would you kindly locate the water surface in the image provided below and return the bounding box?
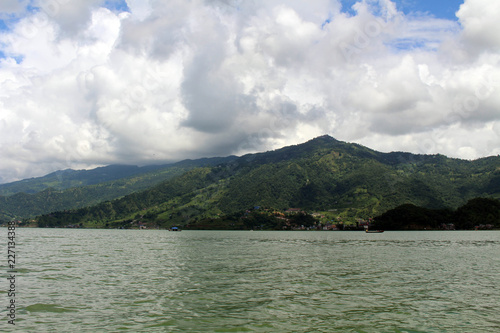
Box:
[2,229,500,332]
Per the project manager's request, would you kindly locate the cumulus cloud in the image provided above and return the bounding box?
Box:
[0,0,500,183]
[457,0,500,52]
[0,0,28,15]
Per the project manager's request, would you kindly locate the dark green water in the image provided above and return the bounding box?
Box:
[2,229,500,332]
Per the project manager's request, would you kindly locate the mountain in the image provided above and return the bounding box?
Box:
[0,156,236,220]
[0,157,238,196]
[30,135,500,229]
[0,164,169,196]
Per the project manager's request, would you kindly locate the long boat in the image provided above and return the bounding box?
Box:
[365,229,384,233]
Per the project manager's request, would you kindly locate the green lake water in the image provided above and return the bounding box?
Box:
[2,229,500,332]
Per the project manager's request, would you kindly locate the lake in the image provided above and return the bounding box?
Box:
[2,229,500,332]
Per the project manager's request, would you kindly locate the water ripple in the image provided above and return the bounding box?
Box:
[2,229,500,332]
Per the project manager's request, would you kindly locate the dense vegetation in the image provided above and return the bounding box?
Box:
[0,164,169,196]
[0,157,236,220]
[185,198,500,230]
[26,135,500,229]
[185,210,320,231]
[373,198,500,230]
[34,168,219,228]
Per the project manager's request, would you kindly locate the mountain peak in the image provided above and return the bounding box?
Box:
[309,134,337,142]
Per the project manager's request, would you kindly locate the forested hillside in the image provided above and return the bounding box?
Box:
[0,156,236,220]
[0,164,168,196]
[372,198,500,230]
[31,136,500,228]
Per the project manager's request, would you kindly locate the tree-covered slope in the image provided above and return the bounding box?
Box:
[30,135,500,228]
[35,167,220,227]
[0,156,236,220]
[372,198,500,230]
[0,164,166,196]
[217,136,499,215]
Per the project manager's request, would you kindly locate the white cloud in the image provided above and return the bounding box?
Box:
[34,0,106,37]
[457,0,500,52]
[125,0,151,21]
[0,0,28,15]
[0,0,500,183]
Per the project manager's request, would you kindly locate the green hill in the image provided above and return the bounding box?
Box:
[30,135,500,229]
[0,164,168,196]
[0,156,236,220]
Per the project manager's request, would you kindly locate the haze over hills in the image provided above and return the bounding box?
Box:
[0,164,169,196]
[0,157,238,196]
[0,156,236,221]
[19,135,499,229]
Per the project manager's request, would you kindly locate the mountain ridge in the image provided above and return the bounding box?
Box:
[0,164,168,196]
[25,135,500,228]
[0,156,238,196]
[0,156,237,220]
[3,135,497,193]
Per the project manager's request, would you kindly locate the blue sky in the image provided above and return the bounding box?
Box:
[340,0,465,20]
[104,0,130,13]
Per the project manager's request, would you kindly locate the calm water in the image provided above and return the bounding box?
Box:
[2,229,500,332]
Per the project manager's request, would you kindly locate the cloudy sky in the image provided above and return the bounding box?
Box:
[0,0,499,183]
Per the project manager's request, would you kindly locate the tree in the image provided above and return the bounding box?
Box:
[454,198,500,229]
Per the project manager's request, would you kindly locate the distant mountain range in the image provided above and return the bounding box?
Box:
[0,156,236,221]
[10,135,498,228]
[0,164,169,196]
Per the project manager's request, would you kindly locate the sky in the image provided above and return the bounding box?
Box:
[0,0,499,183]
